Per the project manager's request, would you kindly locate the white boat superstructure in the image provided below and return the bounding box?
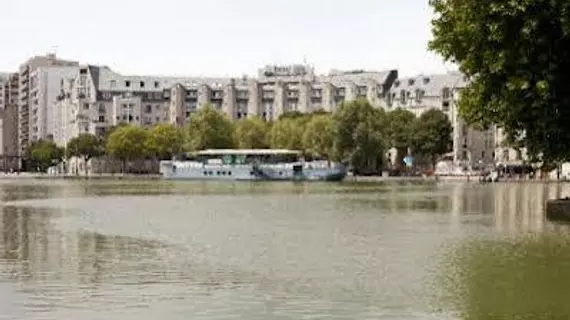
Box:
[160,149,347,181]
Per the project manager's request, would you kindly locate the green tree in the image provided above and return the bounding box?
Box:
[429,0,570,165]
[25,139,64,172]
[302,114,334,159]
[332,99,387,174]
[234,116,270,149]
[268,117,306,150]
[66,133,105,160]
[106,125,150,173]
[186,104,236,150]
[386,108,417,167]
[146,123,185,160]
[66,133,105,176]
[411,109,453,167]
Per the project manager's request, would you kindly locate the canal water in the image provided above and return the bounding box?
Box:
[0,179,570,319]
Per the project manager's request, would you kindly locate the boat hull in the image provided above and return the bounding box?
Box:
[159,161,347,182]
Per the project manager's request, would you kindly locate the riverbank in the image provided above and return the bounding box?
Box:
[0,173,162,180]
[1,172,568,183]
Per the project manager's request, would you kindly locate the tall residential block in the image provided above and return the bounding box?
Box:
[18,53,78,156]
[0,73,20,171]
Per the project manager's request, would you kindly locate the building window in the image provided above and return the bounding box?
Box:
[145,105,152,113]
[442,87,451,99]
[442,101,450,111]
[83,103,89,110]
[140,81,145,88]
[110,80,116,88]
[99,104,106,113]
[98,116,105,123]
[154,81,160,88]
[125,81,131,88]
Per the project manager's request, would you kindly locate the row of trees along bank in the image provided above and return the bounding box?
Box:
[25,99,453,175]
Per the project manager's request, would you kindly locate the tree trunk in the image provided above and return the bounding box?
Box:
[84,156,90,177]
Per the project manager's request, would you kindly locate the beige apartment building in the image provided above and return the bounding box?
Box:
[55,64,398,145]
[0,73,20,171]
[53,62,500,170]
[54,65,190,146]
[169,65,397,125]
[18,54,78,157]
[387,72,496,168]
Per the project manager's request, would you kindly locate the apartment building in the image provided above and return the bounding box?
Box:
[0,73,20,171]
[169,64,398,125]
[387,72,495,167]
[53,65,192,146]
[18,54,78,156]
[29,66,79,141]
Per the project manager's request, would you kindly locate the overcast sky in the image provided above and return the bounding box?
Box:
[0,0,456,77]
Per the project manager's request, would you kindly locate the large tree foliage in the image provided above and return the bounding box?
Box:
[332,99,387,174]
[411,109,453,166]
[386,108,417,166]
[186,104,236,150]
[66,133,104,162]
[429,0,570,164]
[234,116,270,149]
[146,123,185,160]
[25,140,63,172]
[302,114,334,159]
[268,117,306,150]
[106,125,150,166]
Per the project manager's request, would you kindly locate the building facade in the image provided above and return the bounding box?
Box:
[169,65,398,125]
[494,127,527,165]
[387,72,495,168]
[51,62,497,170]
[0,73,20,171]
[53,65,183,146]
[29,66,79,141]
[18,54,78,156]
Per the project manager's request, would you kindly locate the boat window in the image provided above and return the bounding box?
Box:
[228,171,232,176]
[236,155,246,164]
[222,155,234,165]
[203,171,207,175]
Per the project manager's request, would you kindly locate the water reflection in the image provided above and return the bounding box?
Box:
[435,184,570,319]
[1,181,570,319]
[0,205,264,319]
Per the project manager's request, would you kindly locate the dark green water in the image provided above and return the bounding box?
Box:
[0,179,569,319]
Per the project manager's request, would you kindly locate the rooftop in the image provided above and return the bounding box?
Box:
[196,149,301,155]
[391,72,467,96]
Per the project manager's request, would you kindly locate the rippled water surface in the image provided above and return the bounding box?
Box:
[1,179,570,319]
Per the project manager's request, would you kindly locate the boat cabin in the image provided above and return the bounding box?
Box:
[189,149,302,165]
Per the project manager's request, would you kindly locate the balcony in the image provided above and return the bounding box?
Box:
[211,91,223,100]
[287,90,299,99]
[186,90,198,99]
[236,90,249,100]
